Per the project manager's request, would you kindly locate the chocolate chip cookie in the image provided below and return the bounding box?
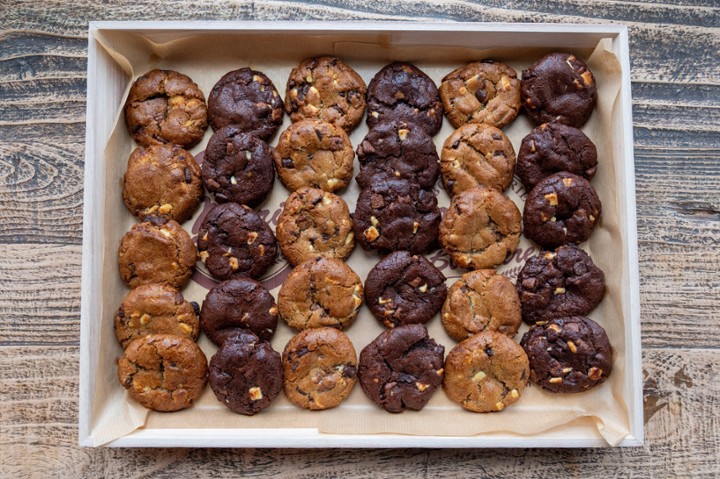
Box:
[440,123,516,195]
[523,172,601,248]
[285,56,367,132]
[358,324,444,413]
[118,220,197,289]
[441,269,521,342]
[439,186,522,270]
[114,283,200,349]
[197,202,278,281]
[516,122,598,191]
[278,257,364,331]
[443,331,529,412]
[124,69,208,148]
[366,62,443,136]
[282,327,358,410]
[276,187,355,266]
[208,331,283,415]
[439,60,521,129]
[208,68,285,140]
[520,316,613,393]
[521,52,597,128]
[353,178,441,255]
[200,277,279,345]
[117,334,208,412]
[355,119,440,190]
[364,251,447,328]
[516,245,606,325]
[202,126,275,208]
[273,119,354,192]
[122,144,203,223]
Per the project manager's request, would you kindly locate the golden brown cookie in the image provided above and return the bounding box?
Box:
[117,334,208,412]
[282,327,358,410]
[276,187,355,266]
[443,331,529,412]
[439,60,521,129]
[440,123,516,195]
[278,257,364,331]
[114,283,200,349]
[285,56,367,132]
[442,269,521,342]
[273,119,354,192]
[122,144,203,223]
[439,186,521,270]
[118,220,197,289]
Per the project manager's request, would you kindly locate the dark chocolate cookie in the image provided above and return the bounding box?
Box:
[366,62,443,136]
[516,245,606,325]
[353,178,441,254]
[124,69,208,148]
[355,119,440,189]
[521,53,597,128]
[200,277,279,345]
[516,122,598,191]
[364,251,447,328]
[208,68,284,140]
[202,126,275,208]
[523,172,601,248]
[358,324,444,413]
[439,60,521,129]
[285,56,367,132]
[197,202,278,281]
[520,316,613,393]
[208,331,283,415]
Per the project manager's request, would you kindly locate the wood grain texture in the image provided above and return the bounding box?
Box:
[1,0,719,476]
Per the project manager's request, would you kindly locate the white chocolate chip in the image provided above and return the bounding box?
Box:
[472,371,486,382]
[249,387,263,401]
[549,377,563,384]
[544,193,558,206]
[510,389,519,399]
[247,231,258,245]
[416,382,429,392]
[230,176,237,185]
[398,129,409,141]
[378,297,392,305]
[269,306,278,316]
[364,226,379,242]
[567,341,577,353]
[418,283,428,293]
[554,287,566,295]
[370,216,379,227]
[199,251,209,261]
[228,257,239,270]
[412,222,419,234]
[139,313,150,325]
[562,177,574,187]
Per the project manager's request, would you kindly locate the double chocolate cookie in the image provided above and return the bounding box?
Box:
[516,122,598,191]
[118,220,197,289]
[197,202,278,281]
[200,277,279,345]
[353,178,441,255]
[521,316,613,393]
[443,331,529,412]
[124,69,208,148]
[440,123,516,195]
[208,331,283,415]
[358,324,445,413]
[521,53,597,128]
[285,56,367,132]
[516,245,606,325]
[273,119,354,193]
[366,62,443,136]
[364,251,447,328]
[282,327,358,410]
[355,119,440,190]
[439,60,521,129]
[439,186,522,270]
[202,126,275,208]
[118,334,208,412]
[523,172,601,248]
[208,68,284,140]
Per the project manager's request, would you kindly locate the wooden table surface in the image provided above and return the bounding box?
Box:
[2,1,718,477]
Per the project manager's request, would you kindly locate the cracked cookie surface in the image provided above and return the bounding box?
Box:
[358,324,444,413]
[439,60,521,129]
[124,69,208,148]
[117,333,208,412]
[364,251,447,328]
[520,316,612,393]
[443,331,529,412]
[439,186,521,270]
[208,331,283,415]
[278,257,363,331]
[282,327,358,410]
